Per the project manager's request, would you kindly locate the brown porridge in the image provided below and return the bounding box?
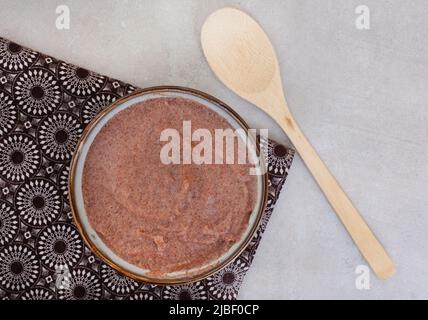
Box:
[82,97,257,274]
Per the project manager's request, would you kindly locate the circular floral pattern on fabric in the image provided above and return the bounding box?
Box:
[129,290,159,300]
[0,243,40,292]
[0,91,18,136]
[0,201,19,247]
[58,62,106,97]
[99,264,139,296]
[57,164,70,201]
[162,282,208,300]
[253,195,275,240]
[257,207,273,237]
[15,178,62,227]
[36,223,83,270]
[38,112,82,161]
[13,67,62,117]
[81,92,118,125]
[0,39,38,72]
[57,267,102,300]
[19,286,55,300]
[206,259,249,300]
[265,140,294,176]
[0,133,41,183]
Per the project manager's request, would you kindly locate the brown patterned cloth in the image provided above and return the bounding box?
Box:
[0,36,294,300]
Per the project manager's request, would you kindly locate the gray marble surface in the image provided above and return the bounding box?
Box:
[0,0,427,299]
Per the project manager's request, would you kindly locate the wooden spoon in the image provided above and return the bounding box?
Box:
[201,7,395,279]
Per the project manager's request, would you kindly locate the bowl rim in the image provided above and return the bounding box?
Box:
[68,85,268,285]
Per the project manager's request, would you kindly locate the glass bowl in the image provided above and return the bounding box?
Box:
[69,86,268,285]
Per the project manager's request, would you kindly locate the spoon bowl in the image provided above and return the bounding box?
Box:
[202,8,278,95]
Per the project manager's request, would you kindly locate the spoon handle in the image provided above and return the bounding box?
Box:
[280,113,395,280]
